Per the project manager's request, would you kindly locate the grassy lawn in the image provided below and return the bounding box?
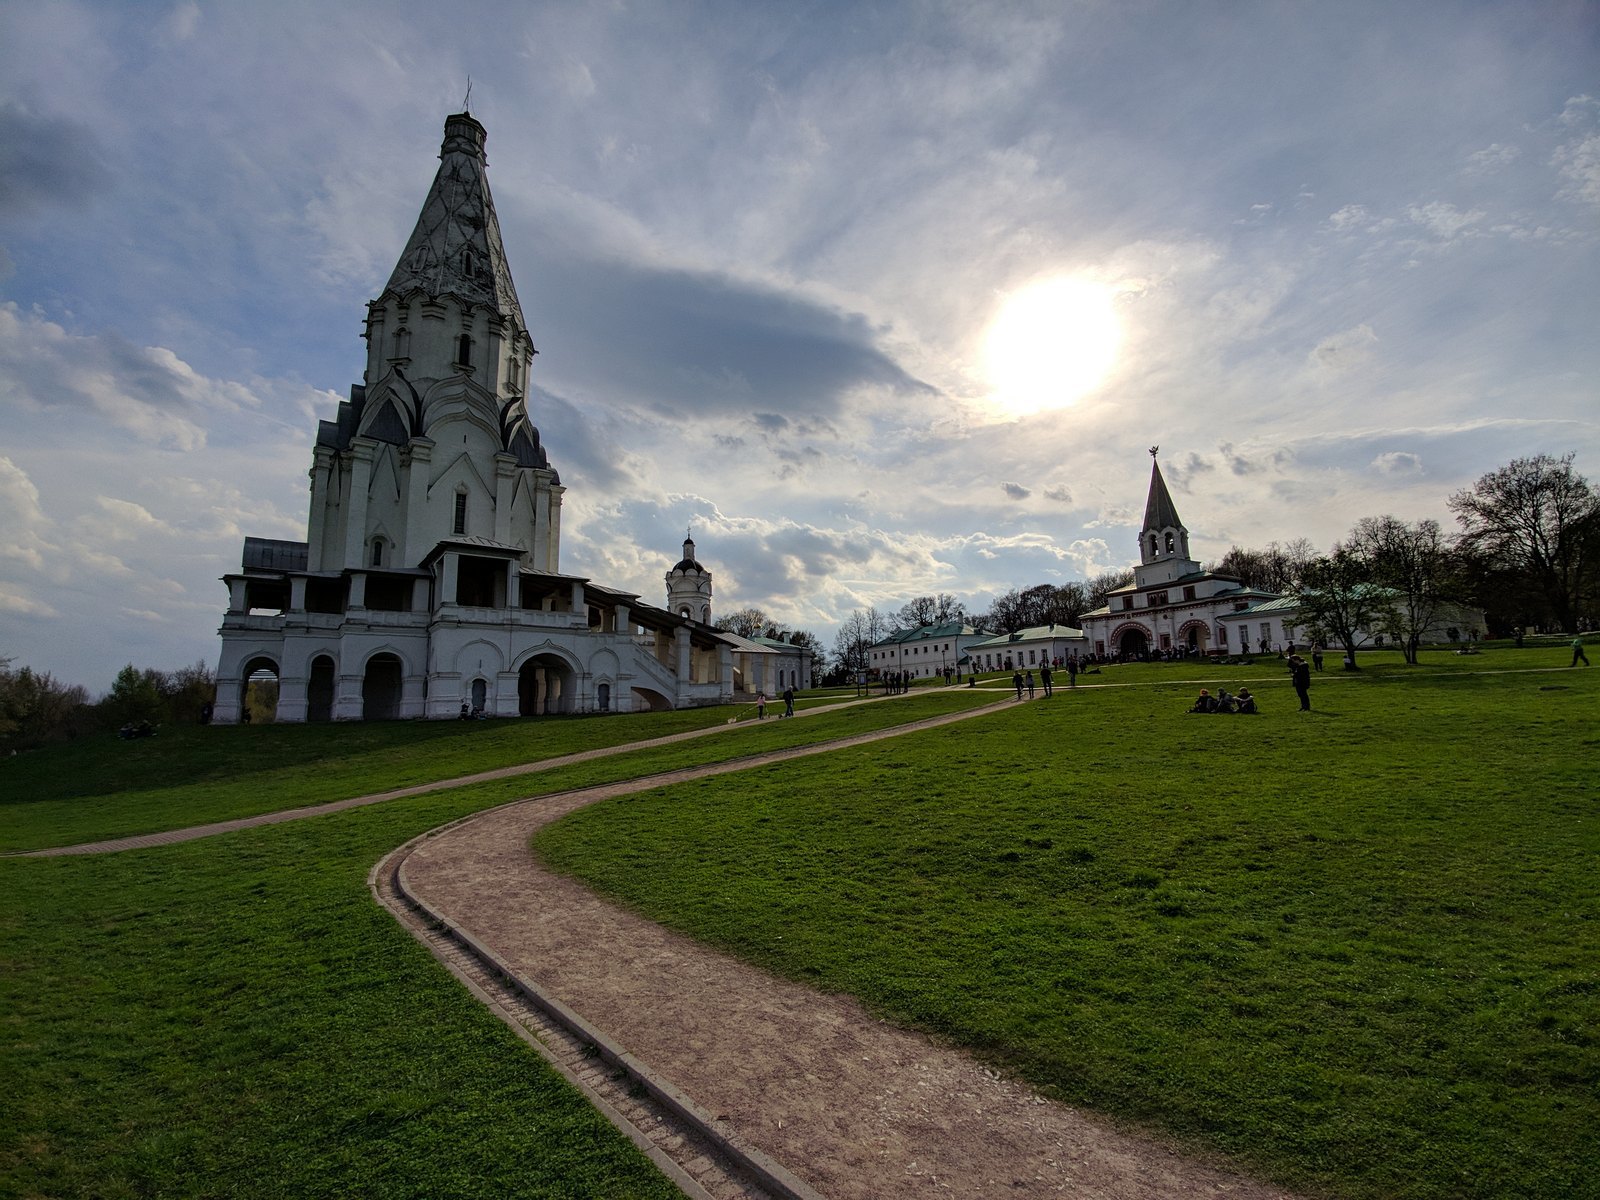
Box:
[1,787,689,1200]
[0,688,999,1197]
[0,688,915,853]
[535,655,1600,1200]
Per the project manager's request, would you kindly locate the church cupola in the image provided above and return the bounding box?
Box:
[1133,446,1201,587]
[666,528,713,624]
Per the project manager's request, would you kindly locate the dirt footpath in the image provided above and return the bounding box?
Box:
[399,713,1303,1199]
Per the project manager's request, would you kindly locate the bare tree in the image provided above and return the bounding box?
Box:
[1210,539,1318,592]
[1085,569,1135,612]
[713,607,771,638]
[891,593,968,629]
[1345,516,1457,664]
[1449,453,1600,634]
[830,607,881,677]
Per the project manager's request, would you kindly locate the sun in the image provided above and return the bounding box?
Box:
[982,277,1122,416]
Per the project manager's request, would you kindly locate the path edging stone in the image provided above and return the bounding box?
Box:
[387,839,825,1200]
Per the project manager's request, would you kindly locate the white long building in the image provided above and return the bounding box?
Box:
[214,113,737,721]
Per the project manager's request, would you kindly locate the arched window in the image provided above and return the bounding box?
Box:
[370,539,384,567]
[391,327,410,359]
[1148,534,1157,557]
[456,334,472,368]
[1165,531,1175,552]
[462,249,474,276]
[453,492,467,535]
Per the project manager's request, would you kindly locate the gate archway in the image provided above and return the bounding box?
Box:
[518,654,575,715]
[1114,625,1149,659]
[307,655,336,723]
[362,653,403,720]
[241,655,280,724]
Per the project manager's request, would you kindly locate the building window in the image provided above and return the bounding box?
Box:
[1165,532,1175,552]
[1183,585,1196,601]
[453,493,467,535]
[456,334,472,367]
[1148,591,1168,607]
[370,539,383,567]
[1121,596,1134,610]
[462,249,474,276]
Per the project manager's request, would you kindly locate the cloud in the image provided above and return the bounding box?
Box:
[1371,451,1424,476]
[1043,485,1072,503]
[1311,324,1378,371]
[0,582,58,618]
[1327,204,1374,233]
[0,100,111,216]
[527,239,936,421]
[0,304,261,450]
[1464,142,1520,174]
[91,496,172,539]
[1002,482,1032,500]
[1406,202,1485,240]
[1552,99,1600,208]
[0,455,49,570]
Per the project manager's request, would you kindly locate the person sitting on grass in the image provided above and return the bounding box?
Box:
[1213,688,1237,714]
[1236,687,1258,714]
[1189,689,1215,713]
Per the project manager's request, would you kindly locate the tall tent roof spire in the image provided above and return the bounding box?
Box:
[1142,450,1185,534]
[382,112,525,330]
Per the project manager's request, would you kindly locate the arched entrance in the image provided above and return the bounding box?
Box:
[362,653,403,720]
[517,654,575,715]
[307,655,336,723]
[1116,626,1148,659]
[1179,620,1210,654]
[240,655,280,724]
[470,678,488,713]
[596,682,611,712]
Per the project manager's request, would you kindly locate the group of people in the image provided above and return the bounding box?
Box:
[1009,659,1084,700]
[1187,687,1258,714]
[754,687,797,719]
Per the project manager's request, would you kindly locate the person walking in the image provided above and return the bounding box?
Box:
[1067,656,1078,688]
[1025,670,1036,698]
[1040,664,1054,697]
[1289,655,1312,711]
[1312,647,1324,672]
[1573,635,1591,667]
[782,686,795,717]
[756,691,767,719]
[1013,670,1025,700]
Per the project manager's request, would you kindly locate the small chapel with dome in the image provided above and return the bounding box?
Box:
[213,113,741,721]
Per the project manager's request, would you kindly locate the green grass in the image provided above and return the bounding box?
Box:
[0,689,911,853]
[534,659,1600,1200]
[2,803,692,1198]
[0,689,1000,1198]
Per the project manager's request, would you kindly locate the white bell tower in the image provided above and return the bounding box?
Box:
[665,530,713,624]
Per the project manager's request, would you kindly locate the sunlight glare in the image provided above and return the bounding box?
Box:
[983,278,1122,416]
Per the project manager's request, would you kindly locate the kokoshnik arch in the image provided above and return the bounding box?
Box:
[214,113,742,722]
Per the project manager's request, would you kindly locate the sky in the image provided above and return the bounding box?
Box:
[1,0,1597,692]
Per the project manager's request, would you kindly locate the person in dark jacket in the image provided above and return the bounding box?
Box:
[1289,655,1312,711]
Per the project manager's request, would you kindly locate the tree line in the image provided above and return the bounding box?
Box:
[1,659,216,753]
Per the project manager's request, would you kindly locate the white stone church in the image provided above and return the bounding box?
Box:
[1079,451,1280,657]
[214,113,742,722]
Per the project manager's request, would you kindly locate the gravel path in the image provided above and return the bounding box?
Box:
[397,699,1303,1200]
